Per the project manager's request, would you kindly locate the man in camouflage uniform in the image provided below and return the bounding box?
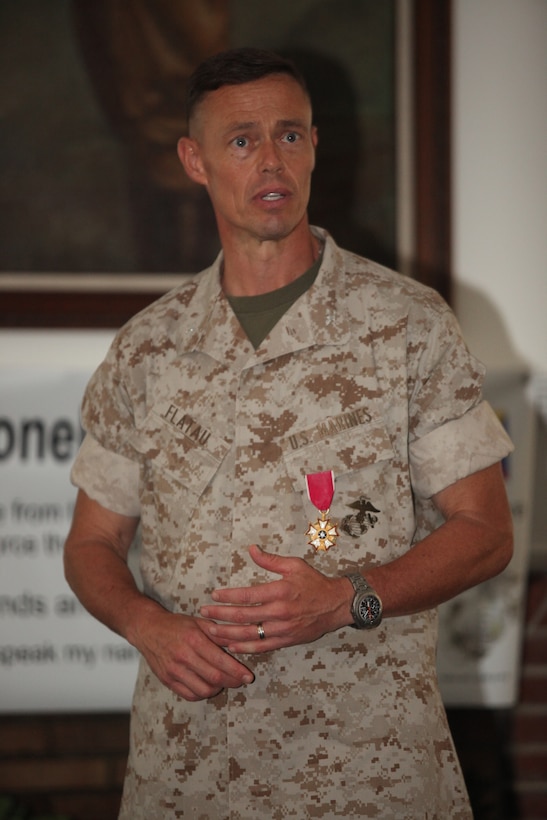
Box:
[65,48,514,818]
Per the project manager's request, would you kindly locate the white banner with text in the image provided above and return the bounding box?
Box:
[0,334,139,713]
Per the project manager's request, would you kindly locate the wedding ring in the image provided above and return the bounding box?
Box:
[257,623,266,640]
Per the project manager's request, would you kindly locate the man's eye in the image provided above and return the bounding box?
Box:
[233,136,248,148]
[283,132,299,143]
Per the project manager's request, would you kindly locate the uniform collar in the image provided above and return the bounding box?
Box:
[176,228,351,370]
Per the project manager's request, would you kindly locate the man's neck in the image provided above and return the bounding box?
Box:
[220,226,320,297]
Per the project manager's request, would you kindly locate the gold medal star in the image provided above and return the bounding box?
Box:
[306,516,339,552]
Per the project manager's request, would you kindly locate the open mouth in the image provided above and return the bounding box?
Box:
[261,192,285,201]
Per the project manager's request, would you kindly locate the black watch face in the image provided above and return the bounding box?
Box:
[358,594,382,625]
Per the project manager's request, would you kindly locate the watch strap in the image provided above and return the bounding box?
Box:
[345,572,372,595]
[345,572,383,629]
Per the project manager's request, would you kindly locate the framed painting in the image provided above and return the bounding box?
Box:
[0,0,451,327]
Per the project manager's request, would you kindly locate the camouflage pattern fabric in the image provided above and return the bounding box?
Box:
[71,228,513,818]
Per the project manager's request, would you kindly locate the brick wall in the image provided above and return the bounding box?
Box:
[0,714,129,820]
[1,572,546,820]
[446,573,547,820]
[513,571,547,819]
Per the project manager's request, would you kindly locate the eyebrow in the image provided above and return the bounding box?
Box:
[224,121,257,136]
[224,118,309,136]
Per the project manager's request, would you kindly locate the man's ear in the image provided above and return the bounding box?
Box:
[311,125,318,171]
[177,137,207,186]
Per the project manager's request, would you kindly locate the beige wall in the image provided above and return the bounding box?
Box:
[453,0,547,569]
[452,0,547,378]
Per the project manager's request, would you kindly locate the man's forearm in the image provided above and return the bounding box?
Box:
[365,512,513,619]
[64,537,162,647]
[365,463,513,618]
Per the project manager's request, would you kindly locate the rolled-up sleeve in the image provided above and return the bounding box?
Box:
[71,433,141,517]
[409,400,513,499]
[405,297,514,498]
[69,322,144,517]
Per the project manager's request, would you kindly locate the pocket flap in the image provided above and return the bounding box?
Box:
[283,418,394,491]
[129,409,231,498]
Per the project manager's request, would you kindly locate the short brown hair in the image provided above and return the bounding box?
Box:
[186,47,310,123]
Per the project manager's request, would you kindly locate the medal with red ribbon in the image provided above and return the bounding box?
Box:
[305,470,339,552]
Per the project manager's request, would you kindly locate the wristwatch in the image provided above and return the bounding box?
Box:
[345,572,383,629]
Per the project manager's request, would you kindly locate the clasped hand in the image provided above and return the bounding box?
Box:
[200,544,350,653]
[139,545,350,703]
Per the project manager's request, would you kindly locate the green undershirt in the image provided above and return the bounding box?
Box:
[226,255,322,350]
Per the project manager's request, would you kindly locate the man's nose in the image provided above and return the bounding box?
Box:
[260,140,283,173]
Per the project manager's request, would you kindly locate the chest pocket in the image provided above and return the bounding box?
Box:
[282,416,395,493]
[128,409,232,510]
